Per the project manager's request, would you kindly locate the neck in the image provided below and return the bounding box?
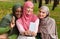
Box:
[40,17,49,21]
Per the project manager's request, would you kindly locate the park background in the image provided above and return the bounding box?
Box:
[0,0,60,39]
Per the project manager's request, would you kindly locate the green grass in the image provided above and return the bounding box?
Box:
[0,0,60,39]
[0,0,24,19]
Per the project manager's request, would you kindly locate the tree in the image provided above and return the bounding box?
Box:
[24,0,27,2]
[24,0,32,2]
[38,0,42,8]
[57,0,59,4]
[49,0,51,3]
[45,0,49,4]
[52,0,58,10]
[33,0,37,3]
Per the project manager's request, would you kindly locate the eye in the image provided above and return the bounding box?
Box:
[39,11,41,13]
[42,12,45,14]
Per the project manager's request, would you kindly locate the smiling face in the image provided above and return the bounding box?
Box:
[38,6,49,19]
[15,7,22,19]
[38,9,47,19]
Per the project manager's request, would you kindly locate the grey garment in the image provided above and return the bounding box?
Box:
[0,14,12,27]
[38,17,58,39]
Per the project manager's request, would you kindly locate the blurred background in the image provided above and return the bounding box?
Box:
[0,0,60,39]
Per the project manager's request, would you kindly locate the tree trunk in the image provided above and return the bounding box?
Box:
[45,0,49,4]
[38,0,42,8]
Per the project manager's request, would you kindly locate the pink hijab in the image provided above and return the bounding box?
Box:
[17,1,38,31]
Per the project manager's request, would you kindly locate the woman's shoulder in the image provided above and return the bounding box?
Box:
[16,18,22,23]
[4,14,12,19]
[48,17,55,23]
[0,14,13,22]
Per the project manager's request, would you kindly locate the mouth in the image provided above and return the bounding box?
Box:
[16,14,21,16]
[28,12,31,14]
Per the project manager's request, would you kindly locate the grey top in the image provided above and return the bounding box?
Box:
[38,17,58,39]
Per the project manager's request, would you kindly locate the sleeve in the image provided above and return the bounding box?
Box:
[55,25,58,39]
[0,17,10,34]
[48,19,58,39]
[34,19,39,33]
[0,17,10,27]
[16,21,25,34]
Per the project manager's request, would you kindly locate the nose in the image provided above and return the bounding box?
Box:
[17,12,21,14]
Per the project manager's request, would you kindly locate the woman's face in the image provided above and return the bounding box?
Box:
[38,9,47,19]
[15,7,22,18]
[26,6,33,15]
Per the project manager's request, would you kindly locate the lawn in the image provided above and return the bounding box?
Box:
[0,0,60,39]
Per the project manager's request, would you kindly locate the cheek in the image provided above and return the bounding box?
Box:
[26,8,33,12]
[15,12,21,14]
[26,8,29,11]
[30,9,33,12]
[39,13,46,18]
[15,12,21,16]
[43,13,47,17]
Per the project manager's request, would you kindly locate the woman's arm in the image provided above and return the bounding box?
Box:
[16,20,34,36]
[16,21,25,35]
[48,19,58,39]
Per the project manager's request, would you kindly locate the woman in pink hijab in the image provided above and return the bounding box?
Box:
[16,1,39,39]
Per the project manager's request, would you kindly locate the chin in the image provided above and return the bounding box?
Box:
[39,17,44,19]
[17,16,20,19]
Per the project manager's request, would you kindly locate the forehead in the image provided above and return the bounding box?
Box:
[27,5,33,8]
[16,7,21,10]
[39,9,46,12]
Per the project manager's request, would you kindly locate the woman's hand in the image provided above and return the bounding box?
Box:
[10,16,15,28]
[24,30,37,36]
[24,30,31,36]
[31,32,37,36]
[21,30,37,36]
